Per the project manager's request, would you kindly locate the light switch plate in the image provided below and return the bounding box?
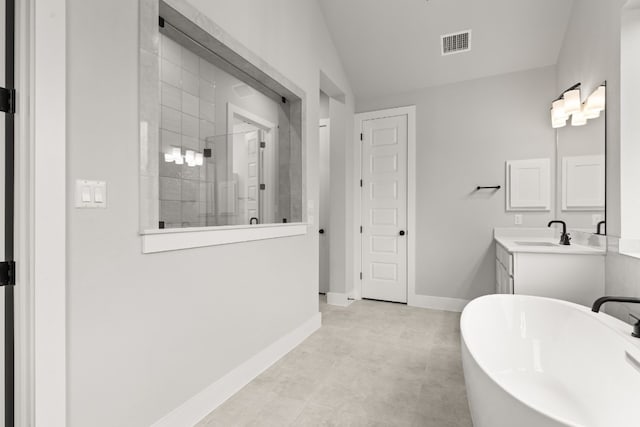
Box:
[514,214,523,225]
[75,180,107,208]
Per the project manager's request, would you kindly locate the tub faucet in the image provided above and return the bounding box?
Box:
[548,220,571,245]
[596,221,606,235]
[592,296,640,338]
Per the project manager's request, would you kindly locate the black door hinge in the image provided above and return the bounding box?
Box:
[360,226,363,233]
[360,179,363,187]
[260,184,266,190]
[0,261,16,286]
[360,272,363,280]
[0,87,16,114]
[260,141,266,148]
[360,133,363,141]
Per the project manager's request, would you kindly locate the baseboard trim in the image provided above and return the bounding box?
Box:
[409,294,469,312]
[151,312,322,427]
[326,292,353,307]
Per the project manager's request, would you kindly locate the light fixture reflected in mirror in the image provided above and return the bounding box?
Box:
[550,83,605,128]
[163,146,205,167]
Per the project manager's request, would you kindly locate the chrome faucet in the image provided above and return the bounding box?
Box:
[592,296,640,338]
[548,220,571,245]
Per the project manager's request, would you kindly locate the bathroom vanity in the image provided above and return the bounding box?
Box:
[494,228,605,307]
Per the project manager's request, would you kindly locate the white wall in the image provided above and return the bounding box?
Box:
[66,0,353,426]
[357,66,557,301]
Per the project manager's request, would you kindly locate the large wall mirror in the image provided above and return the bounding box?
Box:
[552,83,606,235]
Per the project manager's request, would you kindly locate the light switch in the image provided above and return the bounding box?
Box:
[76,180,107,208]
[514,214,523,225]
[81,186,92,203]
[94,187,104,203]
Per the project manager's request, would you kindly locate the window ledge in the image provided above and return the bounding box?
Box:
[140,223,309,253]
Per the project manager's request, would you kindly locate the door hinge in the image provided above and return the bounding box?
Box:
[360,179,363,187]
[260,141,266,148]
[0,261,16,286]
[360,133,363,141]
[360,272,363,280]
[259,184,266,190]
[0,87,16,114]
[360,226,363,233]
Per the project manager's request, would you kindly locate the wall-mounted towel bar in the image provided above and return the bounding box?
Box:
[476,186,501,190]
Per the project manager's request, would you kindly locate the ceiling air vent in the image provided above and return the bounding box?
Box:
[441,30,471,56]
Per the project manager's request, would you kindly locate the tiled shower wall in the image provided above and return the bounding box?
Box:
[158,34,216,228]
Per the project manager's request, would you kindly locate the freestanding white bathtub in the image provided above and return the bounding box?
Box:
[461,294,640,427]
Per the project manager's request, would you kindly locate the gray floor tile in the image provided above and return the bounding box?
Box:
[197,296,471,427]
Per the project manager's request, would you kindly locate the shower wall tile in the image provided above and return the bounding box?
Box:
[160,200,181,223]
[157,34,219,229]
[181,180,198,202]
[161,106,181,133]
[182,113,199,138]
[161,35,182,65]
[200,120,215,140]
[200,100,215,122]
[160,177,181,201]
[181,135,199,151]
[181,201,200,224]
[199,59,215,82]
[161,82,181,110]
[182,92,199,117]
[182,48,200,75]
[199,80,215,103]
[182,70,199,96]
[161,58,181,87]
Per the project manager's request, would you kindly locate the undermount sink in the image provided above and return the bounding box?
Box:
[514,241,558,247]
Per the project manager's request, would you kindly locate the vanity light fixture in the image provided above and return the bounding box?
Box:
[551,114,567,129]
[563,88,582,115]
[571,109,587,126]
[550,83,606,128]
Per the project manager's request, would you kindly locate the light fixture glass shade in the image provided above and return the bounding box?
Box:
[571,110,587,126]
[195,152,204,166]
[586,85,606,112]
[583,105,601,119]
[551,99,567,120]
[552,119,567,129]
[563,89,581,115]
[551,110,567,128]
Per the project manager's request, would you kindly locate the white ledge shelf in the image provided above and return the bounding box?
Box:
[140,223,308,253]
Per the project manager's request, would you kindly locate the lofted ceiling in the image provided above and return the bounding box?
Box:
[318,0,574,100]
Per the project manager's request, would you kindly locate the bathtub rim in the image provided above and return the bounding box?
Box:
[460,294,640,427]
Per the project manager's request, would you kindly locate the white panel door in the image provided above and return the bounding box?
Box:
[361,115,407,303]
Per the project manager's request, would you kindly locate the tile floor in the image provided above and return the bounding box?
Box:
[198,296,473,427]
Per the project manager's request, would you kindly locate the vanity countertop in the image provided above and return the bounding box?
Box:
[494,236,606,255]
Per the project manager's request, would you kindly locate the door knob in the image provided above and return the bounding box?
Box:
[399,230,405,236]
[319,229,325,234]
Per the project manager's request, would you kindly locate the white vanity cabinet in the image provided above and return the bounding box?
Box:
[494,240,605,307]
